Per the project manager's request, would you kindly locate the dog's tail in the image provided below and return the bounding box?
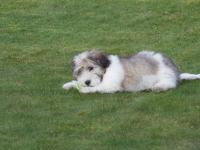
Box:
[180,73,200,80]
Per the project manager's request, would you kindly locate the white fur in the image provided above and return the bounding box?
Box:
[130,75,158,92]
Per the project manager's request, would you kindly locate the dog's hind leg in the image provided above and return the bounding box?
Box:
[151,80,177,92]
[79,85,118,93]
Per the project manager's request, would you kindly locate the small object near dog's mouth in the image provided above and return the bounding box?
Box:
[75,83,82,90]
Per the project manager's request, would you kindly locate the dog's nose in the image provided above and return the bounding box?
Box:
[85,80,91,86]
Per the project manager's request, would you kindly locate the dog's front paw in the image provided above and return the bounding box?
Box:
[63,82,73,90]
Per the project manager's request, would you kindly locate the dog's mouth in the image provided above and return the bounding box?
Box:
[86,85,94,87]
[80,84,94,88]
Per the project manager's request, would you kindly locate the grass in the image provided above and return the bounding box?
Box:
[0,0,200,149]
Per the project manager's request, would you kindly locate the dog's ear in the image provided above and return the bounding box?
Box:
[89,52,110,69]
[97,53,110,68]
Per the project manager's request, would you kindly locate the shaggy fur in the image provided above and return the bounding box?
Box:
[63,50,200,93]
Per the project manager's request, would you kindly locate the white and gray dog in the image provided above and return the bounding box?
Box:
[63,50,200,93]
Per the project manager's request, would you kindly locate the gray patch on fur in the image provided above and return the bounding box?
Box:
[120,54,159,90]
[162,54,180,80]
[87,51,110,69]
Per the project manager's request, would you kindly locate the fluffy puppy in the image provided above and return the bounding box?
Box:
[63,50,200,93]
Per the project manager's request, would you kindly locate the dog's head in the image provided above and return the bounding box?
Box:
[71,50,110,87]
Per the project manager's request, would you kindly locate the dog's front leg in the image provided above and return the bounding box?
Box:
[79,85,117,93]
[79,86,98,93]
[63,80,79,90]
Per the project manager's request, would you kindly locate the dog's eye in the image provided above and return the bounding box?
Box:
[88,66,94,71]
[76,68,83,75]
[77,70,81,75]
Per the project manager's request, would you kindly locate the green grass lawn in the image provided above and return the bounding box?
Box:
[1,0,200,149]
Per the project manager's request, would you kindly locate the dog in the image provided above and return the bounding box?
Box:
[63,50,200,93]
